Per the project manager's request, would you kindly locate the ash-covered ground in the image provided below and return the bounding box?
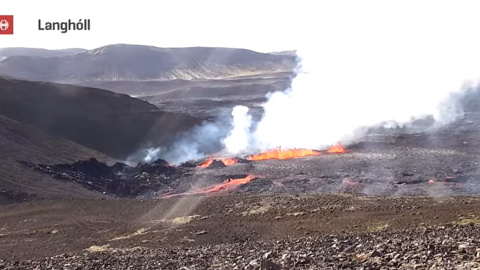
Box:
[1,194,480,269]
[19,110,480,199]
[6,83,480,269]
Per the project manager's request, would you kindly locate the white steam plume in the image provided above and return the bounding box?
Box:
[221,106,252,154]
[222,1,480,154]
[144,148,161,163]
[139,118,231,165]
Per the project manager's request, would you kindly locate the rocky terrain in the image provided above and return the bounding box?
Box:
[0,195,479,269]
[2,44,480,269]
[139,72,293,120]
[0,75,205,204]
[3,224,479,269]
[2,92,480,268]
[18,158,182,198]
[15,98,480,199]
[0,45,296,121]
[0,114,113,204]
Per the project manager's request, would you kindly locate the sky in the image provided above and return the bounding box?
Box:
[0,0,303,52]
[1,1,480,53]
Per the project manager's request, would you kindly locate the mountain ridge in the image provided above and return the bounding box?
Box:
[0,76,202,160]
[0,44,297,83]
[0,47,86,59]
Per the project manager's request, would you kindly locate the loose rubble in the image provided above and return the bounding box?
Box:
[2,223,480,269]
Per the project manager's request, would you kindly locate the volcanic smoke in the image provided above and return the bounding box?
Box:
[142,2,480,164]
[221,2,480,155]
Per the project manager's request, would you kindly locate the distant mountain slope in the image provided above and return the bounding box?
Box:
[0,47,85,59]
[0,115,112,203]
[0,77,201,159]
[0,44,297,83]
[79,72,294,97]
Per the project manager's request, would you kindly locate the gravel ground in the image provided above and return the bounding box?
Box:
[1,223,479,269]
[4,95,480,268]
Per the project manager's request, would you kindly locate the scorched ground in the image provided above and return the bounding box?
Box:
[3,90,480,269]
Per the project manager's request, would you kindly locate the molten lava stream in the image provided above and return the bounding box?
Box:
[197,157,239,168]
[198,157,214,168]
[220,158,238,166]
[327,143,348,153]
[247,147,321,161]
[161,175,256,198]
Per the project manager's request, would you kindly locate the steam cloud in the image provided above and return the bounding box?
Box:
[221,3,480,155]
[143,2,480,163]
[221,106,252,155]
[140,117,231,165]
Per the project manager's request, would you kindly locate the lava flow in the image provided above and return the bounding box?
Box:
[161,175,256,198]
[198,157,214,168]
[327,143,348,153]
[247,147,321,161]
[198,157,239,168]
[221,158,239,166]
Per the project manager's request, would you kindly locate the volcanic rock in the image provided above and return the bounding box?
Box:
[179,161,197,168]
[208,160,227,169]
[3,223,480,269]
[110,162,130,172]
[18,158,182,198]
[152,159,169,167]
[260,258,282,270]
[69,158,116,179]
[136,159,175,174]
[237,158,253,164]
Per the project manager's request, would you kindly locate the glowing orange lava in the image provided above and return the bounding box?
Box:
[161,175,256,198]
[327,143,348,153]
[198,157,239,168]
[198,157,214,168]
[247,147,321,161]
[221,158,239,166]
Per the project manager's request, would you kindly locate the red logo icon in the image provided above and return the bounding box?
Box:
[0,15,13,35]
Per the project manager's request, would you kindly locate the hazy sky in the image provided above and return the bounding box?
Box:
[1,0,480,53]
[1,0,304,52]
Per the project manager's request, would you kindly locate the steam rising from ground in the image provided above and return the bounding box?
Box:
[139,117,231,165]
[142,2,480,164]
[221,106,252,154]
[222,2,480,155]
